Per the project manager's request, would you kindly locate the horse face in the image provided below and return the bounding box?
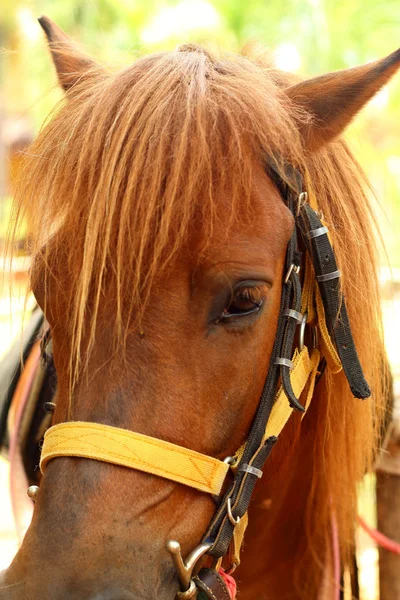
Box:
[4,16,399,600]
[10,163,292,599]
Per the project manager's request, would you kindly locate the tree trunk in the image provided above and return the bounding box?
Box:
[376,421,400,600]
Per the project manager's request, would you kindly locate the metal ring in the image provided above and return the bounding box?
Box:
[176,579,197,599]
[223,456,237,466]
[316,270,341,282]
[226,498,241,527]
[299,313,307,352]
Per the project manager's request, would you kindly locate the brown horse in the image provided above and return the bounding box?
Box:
[2,16,399,599]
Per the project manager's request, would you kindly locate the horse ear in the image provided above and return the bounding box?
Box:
[38,16,99,91]
[286,49,400,152]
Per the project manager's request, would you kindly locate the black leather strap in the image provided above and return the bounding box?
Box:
[202,281,290,557]
[195,568,231,600]
[203,188,301,558]
[279,269,305,411]
[299,204,371,399]
[202,167,308,559]
[199,161,370,569]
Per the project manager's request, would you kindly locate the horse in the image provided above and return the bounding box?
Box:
[2,15,399,599]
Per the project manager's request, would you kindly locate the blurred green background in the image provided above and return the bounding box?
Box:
[1,0,399,264]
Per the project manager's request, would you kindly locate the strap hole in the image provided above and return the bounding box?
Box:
[342,343,347,349]
[324,254,330,263]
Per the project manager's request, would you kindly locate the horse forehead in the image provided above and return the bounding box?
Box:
[205,167,294,263]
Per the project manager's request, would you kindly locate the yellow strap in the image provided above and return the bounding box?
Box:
[307,189,319,212]
[40,348,320,500]
[234,346,314,466]
[315,285,342,374]
[40,421,229,495]
[263,346,312,439]
[228,347,318,565]
[302,347,321,418]
[230,510,248,568]
[300,255,317,324]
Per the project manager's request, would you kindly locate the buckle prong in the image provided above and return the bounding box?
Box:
[227,497,241,527]
[296,191,308,216]
[299,313,307,352]
[285,263,300,284]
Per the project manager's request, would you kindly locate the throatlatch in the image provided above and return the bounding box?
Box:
[38,161,371,600]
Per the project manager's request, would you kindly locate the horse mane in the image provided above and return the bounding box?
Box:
[288,137,387,594]
[10,45,387,595]
[12,47,307,372]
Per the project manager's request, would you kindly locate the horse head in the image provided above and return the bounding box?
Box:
[4,17,399,599]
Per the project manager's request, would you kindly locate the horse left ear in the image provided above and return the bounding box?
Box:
[286,49,400,152]
[38,16,100,91]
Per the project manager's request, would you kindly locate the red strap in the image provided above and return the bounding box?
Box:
[195,568,236,600]
[358,516,400,554]
[218,570,236,599]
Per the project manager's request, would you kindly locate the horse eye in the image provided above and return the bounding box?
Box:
[220,284,267,321]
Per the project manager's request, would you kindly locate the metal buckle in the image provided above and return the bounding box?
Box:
[296,191,308,216]
[299,312,319,352]
[299,313,307,352]
[312,326,319,349]
[211,456,237,505]
[284,263,300,284]
[226,498,241,527]
[166,540,212,594]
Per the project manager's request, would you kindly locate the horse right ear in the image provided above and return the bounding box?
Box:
[285,49,400,152]
[38,16,101,91]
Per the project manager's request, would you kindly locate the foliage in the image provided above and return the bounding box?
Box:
[0,0,399,264]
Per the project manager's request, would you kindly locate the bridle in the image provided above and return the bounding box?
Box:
[38,162,370,600]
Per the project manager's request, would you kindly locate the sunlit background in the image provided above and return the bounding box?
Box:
[1,1,400,598]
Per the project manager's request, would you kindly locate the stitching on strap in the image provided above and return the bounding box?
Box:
[197,580,218,600]
[196,569,230,600]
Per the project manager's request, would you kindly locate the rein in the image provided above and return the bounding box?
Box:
[38,164,370,599]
